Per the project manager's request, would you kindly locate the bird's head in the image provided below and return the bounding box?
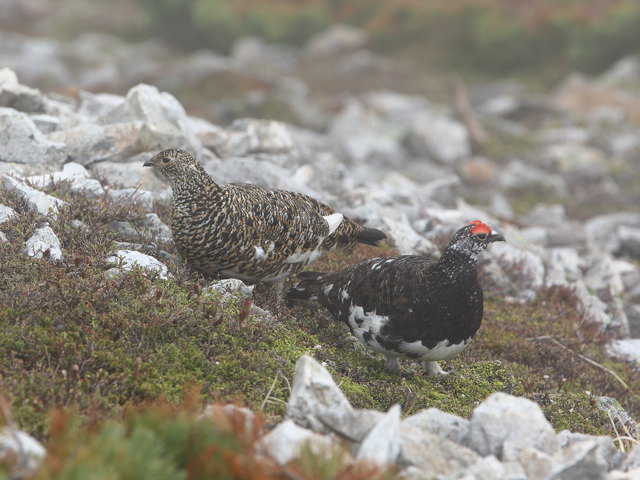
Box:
[144,149,209,190]
[443,220,505,262]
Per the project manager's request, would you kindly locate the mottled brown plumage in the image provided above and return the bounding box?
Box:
[144,149,386,283]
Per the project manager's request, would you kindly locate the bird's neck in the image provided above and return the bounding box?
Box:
[171,169,220,199]
[436,249,479,282]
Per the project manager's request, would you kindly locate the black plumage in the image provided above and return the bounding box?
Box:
[143,149,386,283]
[287,221,505,375]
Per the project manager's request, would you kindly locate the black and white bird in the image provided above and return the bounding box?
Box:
[143,149,386,284]
[287,220,505,375]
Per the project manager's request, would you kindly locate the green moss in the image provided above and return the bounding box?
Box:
[1,182,639,445]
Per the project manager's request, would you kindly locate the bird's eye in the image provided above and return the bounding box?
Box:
[162,157,171,164]
[476,233,487,240]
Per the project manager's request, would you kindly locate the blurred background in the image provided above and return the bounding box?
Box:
[2,0,640,220]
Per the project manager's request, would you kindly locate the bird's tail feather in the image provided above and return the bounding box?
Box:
[286,271,325,302]
[356,228,386,246]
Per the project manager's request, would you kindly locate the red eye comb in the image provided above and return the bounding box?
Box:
[469,220,491,235]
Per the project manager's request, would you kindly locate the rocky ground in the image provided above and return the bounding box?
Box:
[1,22,640,480]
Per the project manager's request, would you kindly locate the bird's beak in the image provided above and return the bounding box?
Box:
[143,160,155,167]
[488,232,505,243]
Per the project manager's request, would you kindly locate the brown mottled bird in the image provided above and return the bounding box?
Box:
[144,149,386,283]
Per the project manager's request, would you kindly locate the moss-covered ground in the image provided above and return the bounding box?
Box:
[0,179,639,449]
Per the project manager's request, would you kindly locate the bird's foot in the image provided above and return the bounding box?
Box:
[423,361,450,376]
[384,357,401,373]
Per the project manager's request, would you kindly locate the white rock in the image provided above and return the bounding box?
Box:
[260,419,335,465]
[0,204,18,224]
[0,107,66,165]
[621,444,640,472]
[485,243,545,301]
[27,166,105,198]
[606,340,640,368]
[468,392,558,462]
[0,231,7,242]
[106,250,169,280]
[557,430,624,472]
[399,424,479,475]
[618,225,640,259]
[25,224,63,261]
[407,110,470,164]
[455,455,511,480]
[0,67,43,112]
[500,160,567,197]
[357,404,401,466]
[100,83,202,156]
[205,279,254,300]
[545,248,582,287]
[1,175,66,218]
[585,213,640,254]
[140,213,172,242]
[403,408,470,445]
[328,99,406,166]
[547,440,609,480]
[0,427,46,475]
[47,122,142,165]
[379,208,438,256]
[286,354,355,434]
[76,90,125,120]
[569,281,614,332]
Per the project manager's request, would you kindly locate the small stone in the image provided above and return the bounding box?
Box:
[356,404,401,466]
[1,175,67,218]
[468,392,558,462]
[106,250,169,280]
[259,419,336,465]
[0,427,46,476]
[25,224,63,261]
[286,355,355,434]
[403,408,470,445]
[0,204,18,224]
[204,279,254,300]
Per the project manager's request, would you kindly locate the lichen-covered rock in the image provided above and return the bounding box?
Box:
[2,175,67,218]
[25,224,63,261]
[106,249,169,280]
[467,392,558,461]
